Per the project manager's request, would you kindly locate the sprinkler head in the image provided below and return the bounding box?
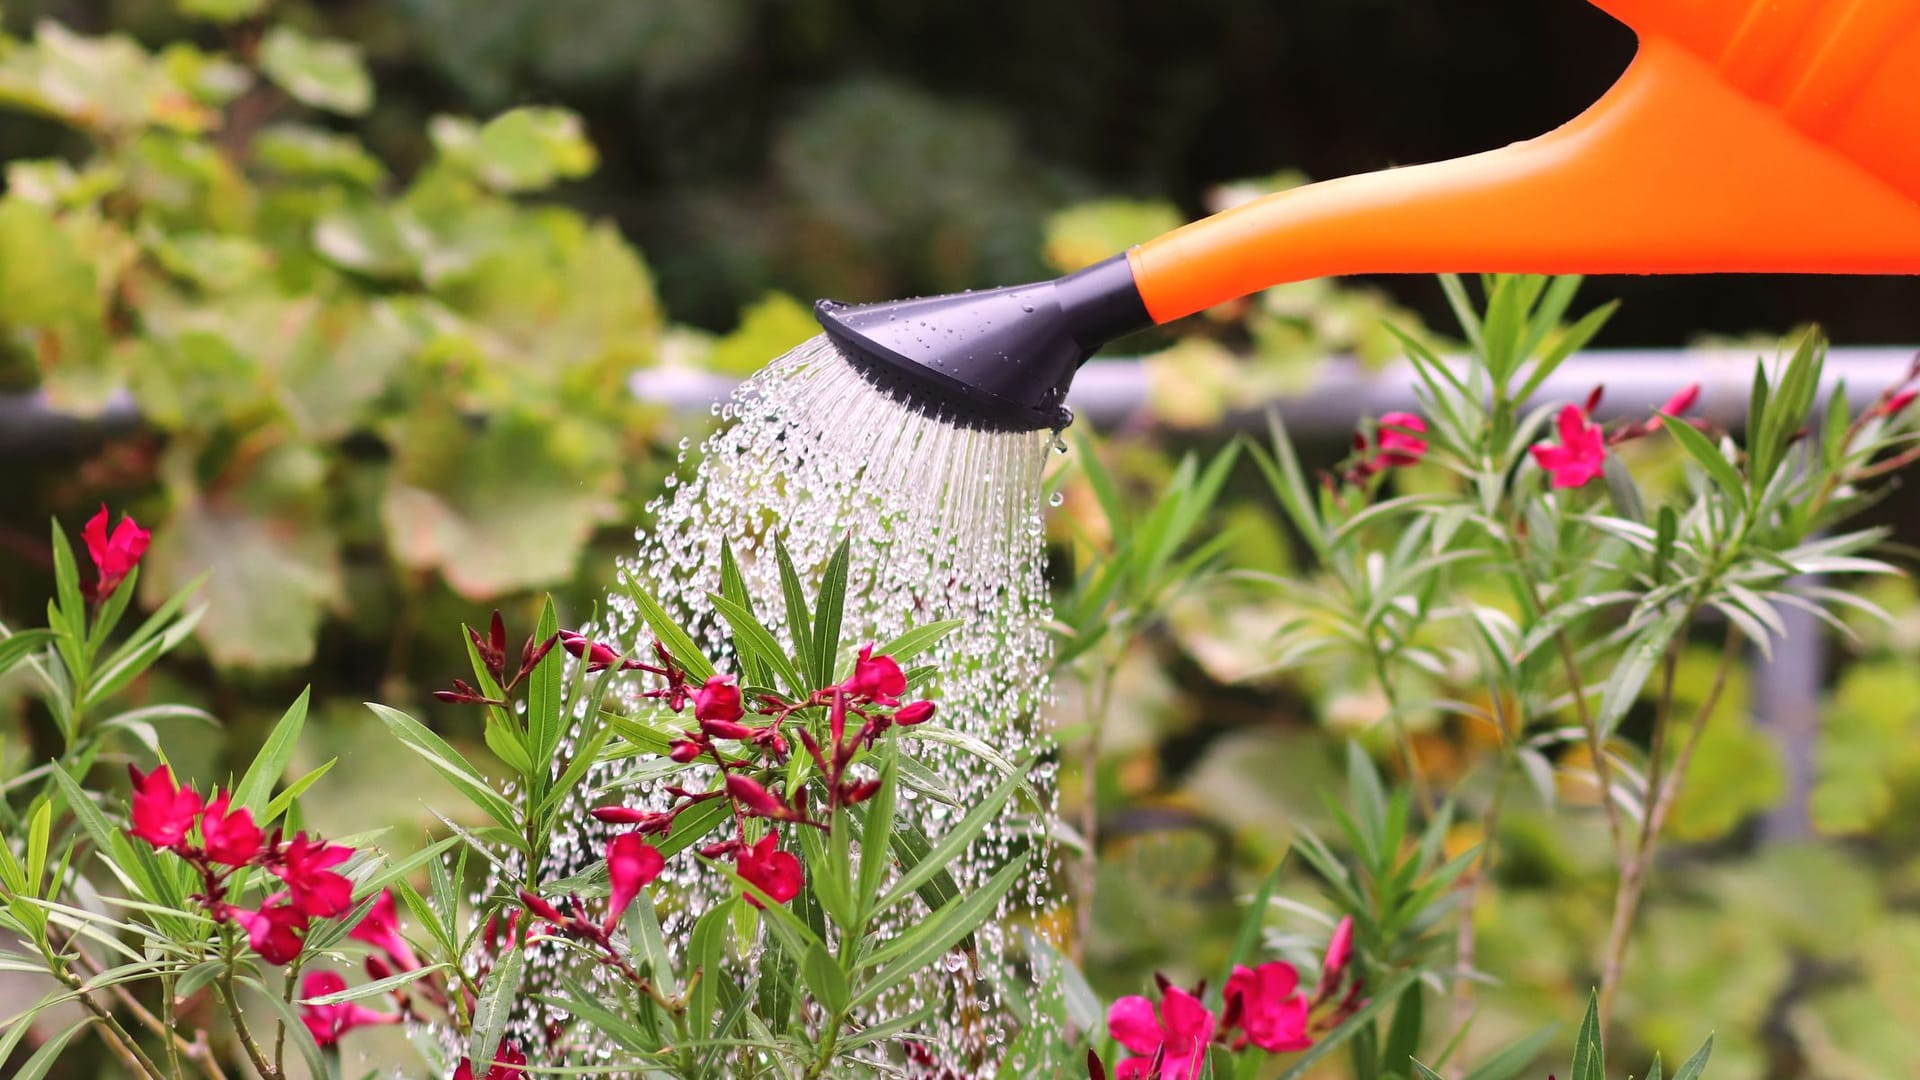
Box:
[814,254,1151,432]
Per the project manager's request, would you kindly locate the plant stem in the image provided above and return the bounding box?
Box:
[273,958,300,1076]
[1555,628,1627,867]
[1448,684,1521,1078]
[60,970,169,1079]
[803,1011,845,1080]
[1073,668,1115,969]
[1597,621,1740,1025]
[40,929,168,1080]
[218,969,283,1080]
[70,940,226,1080]
[1371,651,1433,812]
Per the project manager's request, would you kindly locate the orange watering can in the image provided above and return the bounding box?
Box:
[817,0,1920,430]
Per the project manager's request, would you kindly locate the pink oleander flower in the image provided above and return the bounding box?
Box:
[82,504,150,602]
[893,700,936,726]
[271,832,356,919]
[1108,985,1216,1080]
[604,833,665,932]
[299,970,399,1046]
[452,1042,526,1080]
[198,790,262,867]
[231,898,308,965]
[349,889,420,971]
[845,644,906,702]
[1531,404,1608,489]
[736,834,802,909]
[694,676,744,723]
[128,764,202,850]
[1224,961,1311,1052]
[1377,412,1429,467]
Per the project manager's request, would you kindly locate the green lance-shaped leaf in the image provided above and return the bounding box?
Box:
[1570,990,1604,1080]
[468,941,525,1072]
[811,536,852,687]
[1671,1035,1714,1080]
[365,703,519,833]
[621,570,715,681]
[526,595,565,771]
[851,851,1030,1009]
[233,686,311,815]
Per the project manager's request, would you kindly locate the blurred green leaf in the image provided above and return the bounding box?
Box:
[1042,198,1180,273]
[704,292,818,376]
[383,408,618,598]
[259,26,373,116]
[178,0,268,23]
[252,123,387,187]
[431,107,597,193]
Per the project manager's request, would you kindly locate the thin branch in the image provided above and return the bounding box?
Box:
[1598,619,1739,1025]
[218,970,283,1080]
[69,939,226,1080]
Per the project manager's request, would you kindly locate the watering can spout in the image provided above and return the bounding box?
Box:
[1127,25,1920,323]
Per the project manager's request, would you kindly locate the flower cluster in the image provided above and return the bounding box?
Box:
[434,611,560,705]
[1343,411,1429,485]
[1531,383,1701,489]
[128,764,363,963]
[1094,917,1359,1080]
[129,766,435,1052]
[573,635,934,910]
[516,828,669,990]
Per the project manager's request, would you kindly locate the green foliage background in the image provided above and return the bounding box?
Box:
[1,2,1918,1078]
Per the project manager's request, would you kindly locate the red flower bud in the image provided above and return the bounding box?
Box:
[583,799,660,822]
[1656,382,1701,423]
[694,676,744,723]
[699,718,757,740]
[559,631,623,672]
[839,779,883,805]
[668,740,705,763]
[518,889,565,925]
[1884,388,1917,417]
[726,775,796,820]
[893,700,936,726]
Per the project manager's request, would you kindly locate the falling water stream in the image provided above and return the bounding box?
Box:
[470,335,1066,1076]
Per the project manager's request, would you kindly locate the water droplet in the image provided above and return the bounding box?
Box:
[1048,490,1064,507]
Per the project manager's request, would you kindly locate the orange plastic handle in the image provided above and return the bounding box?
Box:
[1128,0,1920,324]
